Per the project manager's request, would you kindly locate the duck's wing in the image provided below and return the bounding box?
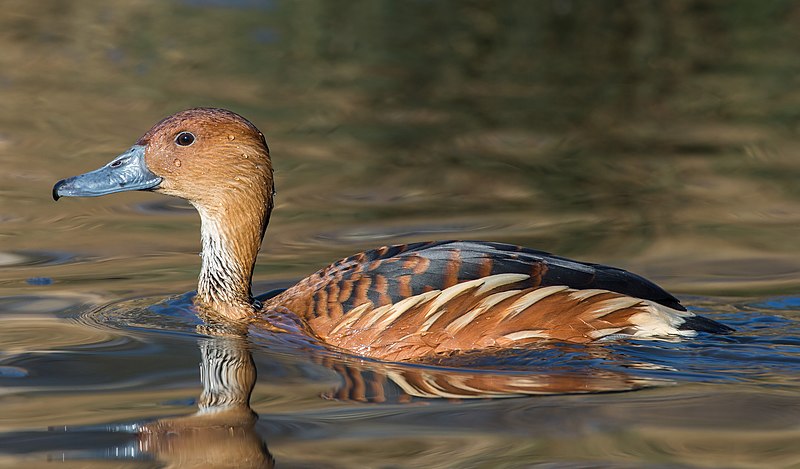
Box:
[274,240,683,313]
[266,241,731,360]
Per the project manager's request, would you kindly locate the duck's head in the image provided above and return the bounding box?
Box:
[54,108,275,317]
[53,107,273,211]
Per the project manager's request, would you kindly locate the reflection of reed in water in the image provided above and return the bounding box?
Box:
[138,334,273,469]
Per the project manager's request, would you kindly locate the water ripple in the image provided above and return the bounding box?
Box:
[0,316,128,355]
[0,250,85,268]
[133,199,195,216]
[76,292,203,337]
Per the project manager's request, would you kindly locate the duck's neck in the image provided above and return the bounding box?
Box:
[194,196,272,320]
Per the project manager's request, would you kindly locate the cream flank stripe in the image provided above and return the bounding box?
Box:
[443,289,521,335]
[327,302,373,336]
[372,291,440,330]
[568,288,611,301]
[589,296,646,319]
[497,285,571,322]
[502,330,549,341]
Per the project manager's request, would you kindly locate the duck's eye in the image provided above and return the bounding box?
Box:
[175,132,195,146]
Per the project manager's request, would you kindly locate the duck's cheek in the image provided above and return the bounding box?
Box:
[150,178,185,198]
[142,156,185,185]
[145,149,183,175]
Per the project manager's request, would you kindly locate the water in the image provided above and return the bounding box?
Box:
[2,1,800,467]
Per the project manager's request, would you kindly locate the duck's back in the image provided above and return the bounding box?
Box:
[265,241,730,360]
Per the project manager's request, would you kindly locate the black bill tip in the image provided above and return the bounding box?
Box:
[52,179,65,201]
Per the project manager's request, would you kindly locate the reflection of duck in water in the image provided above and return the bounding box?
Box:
[34,319,665,467]
[53,108,732,362]
[137,333,274,468]
[317,349,658,401]
[130,331,646,468]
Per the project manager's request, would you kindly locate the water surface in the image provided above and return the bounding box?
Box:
[1,1,800,467]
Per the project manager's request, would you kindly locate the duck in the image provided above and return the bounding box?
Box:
[53,108,733,362]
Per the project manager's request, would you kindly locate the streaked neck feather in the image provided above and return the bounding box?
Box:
[194,202,266,320]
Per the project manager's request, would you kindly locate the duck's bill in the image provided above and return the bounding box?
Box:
[53,145,162,201]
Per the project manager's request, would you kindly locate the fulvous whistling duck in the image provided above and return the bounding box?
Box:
[53,108,733,362]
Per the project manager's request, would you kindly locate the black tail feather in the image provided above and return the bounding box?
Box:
[679,315,735,334]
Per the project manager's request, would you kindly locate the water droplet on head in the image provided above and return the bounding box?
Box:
[173,158,182,167]
[228,135,236,141]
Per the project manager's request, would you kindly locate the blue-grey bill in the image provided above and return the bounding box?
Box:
[53,145,162,201]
